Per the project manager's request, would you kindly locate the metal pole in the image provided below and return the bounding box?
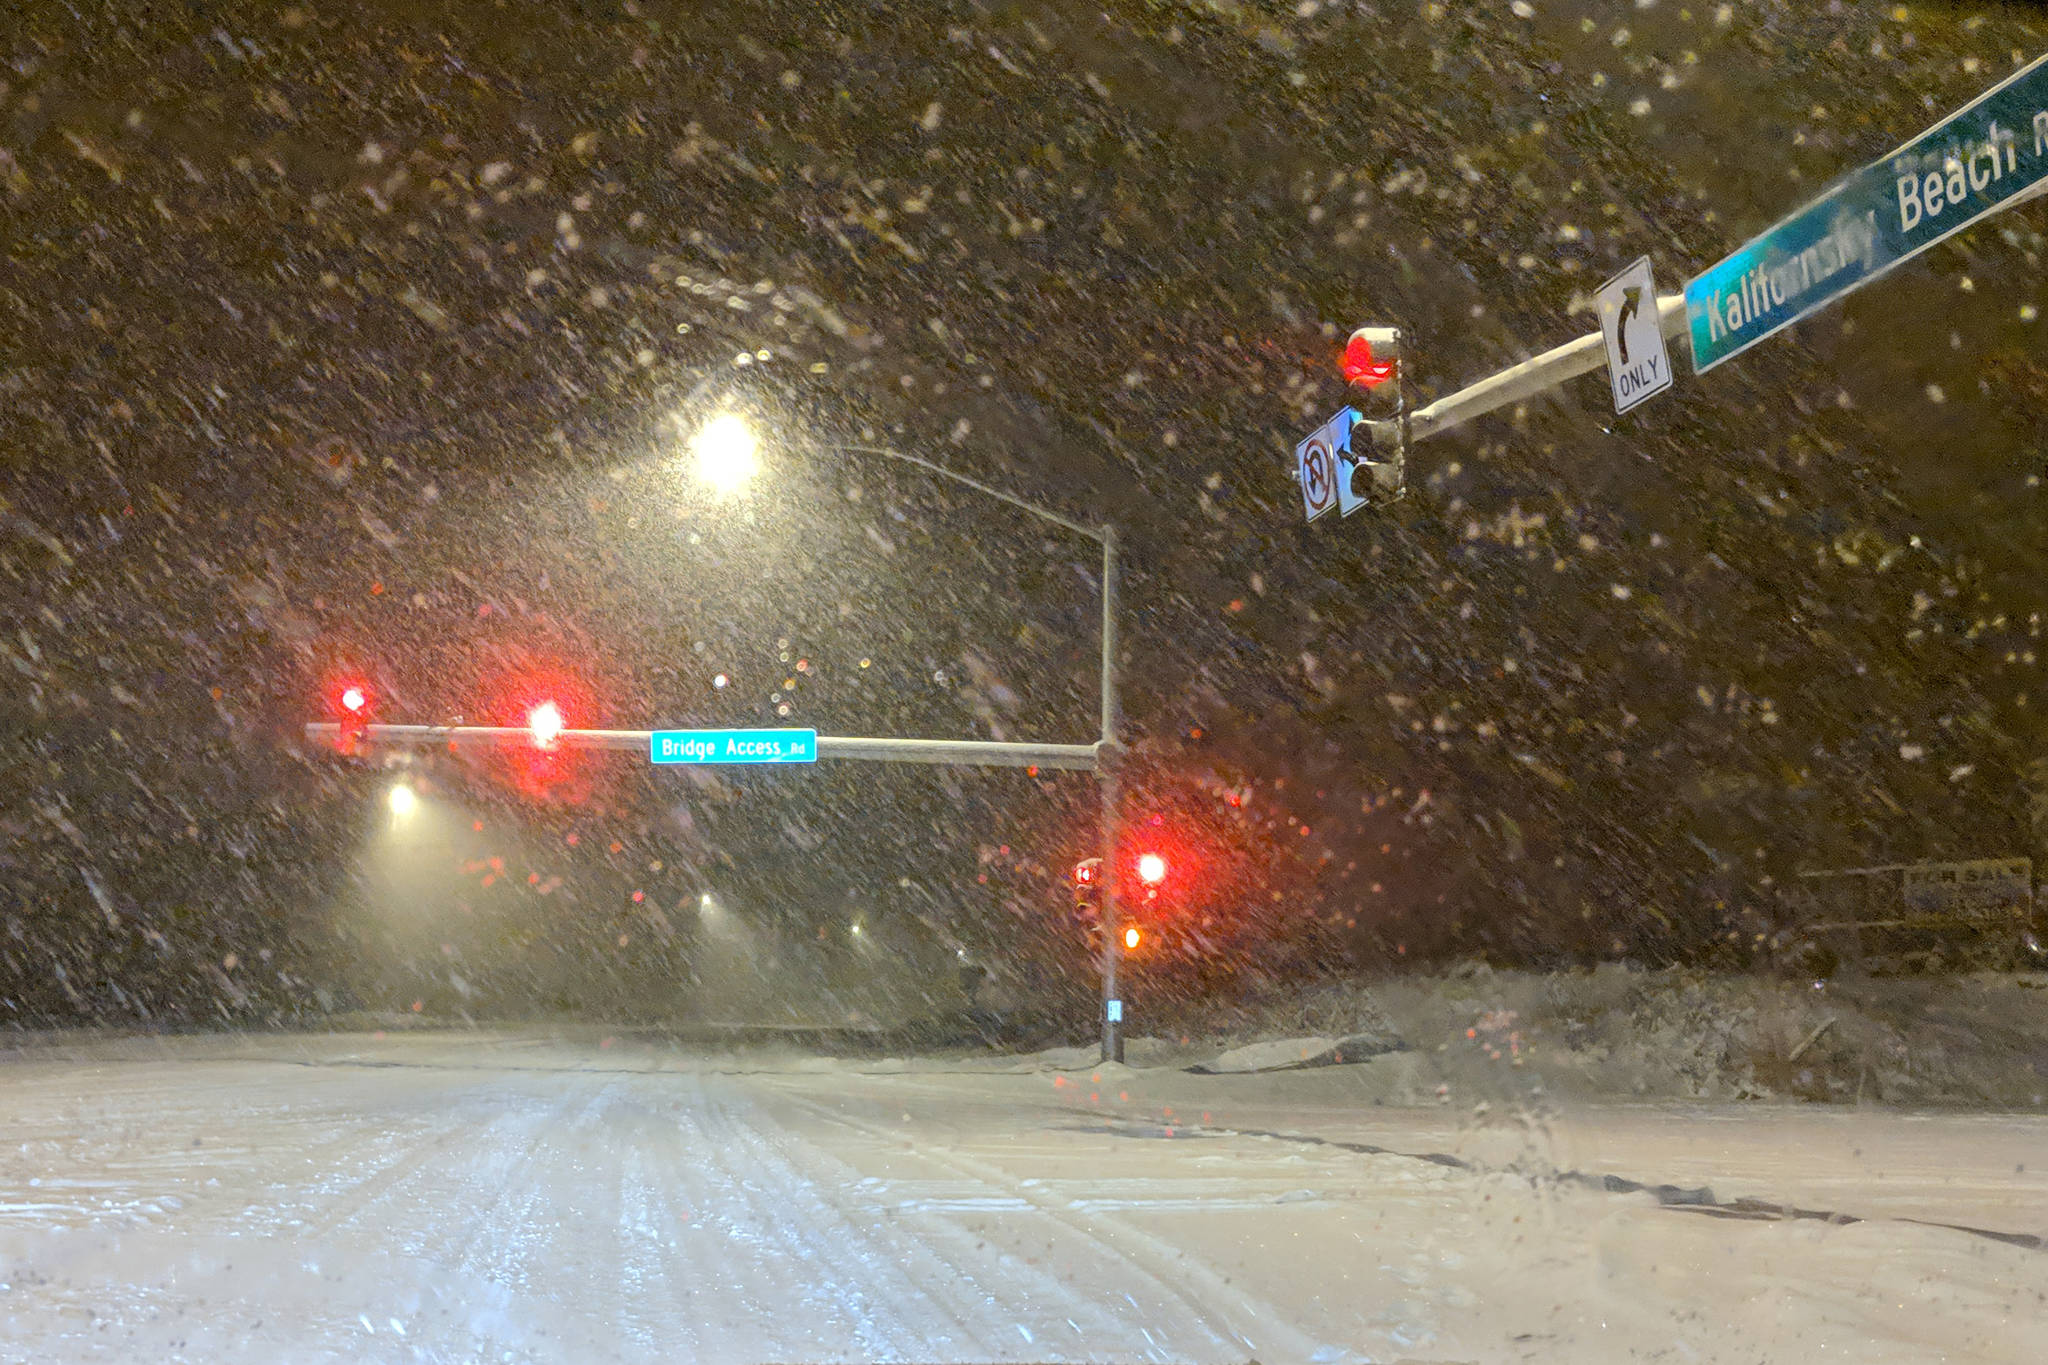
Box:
[1098,525,1124,1064]
[821,445,1104,543]
[303,723,1099,770]
[1405,294,1688,444]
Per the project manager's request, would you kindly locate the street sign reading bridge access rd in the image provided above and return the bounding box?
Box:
[1686,51,2048,372]
[650,728,818,764]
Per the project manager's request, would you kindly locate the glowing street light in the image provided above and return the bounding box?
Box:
[692,413,759,492]
[387,783,418,819]
[1136,852,1168,886]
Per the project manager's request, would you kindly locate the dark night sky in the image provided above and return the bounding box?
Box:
[6,1,2048,1024]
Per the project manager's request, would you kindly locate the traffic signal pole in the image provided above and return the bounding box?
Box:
[1097,525,1124,1064]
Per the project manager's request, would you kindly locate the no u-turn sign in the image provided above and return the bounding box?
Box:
[1297,422,1339,521]
[1296,407,1367,522]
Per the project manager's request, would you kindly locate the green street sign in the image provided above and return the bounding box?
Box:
[1686,52,2048,372]
[650,728,818,764]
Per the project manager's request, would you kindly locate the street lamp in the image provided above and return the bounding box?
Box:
[387,782,418,820]
[691,412,760,491]
[684,416,1130,1062]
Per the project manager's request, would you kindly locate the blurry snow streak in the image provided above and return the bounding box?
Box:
[81,869,121,929]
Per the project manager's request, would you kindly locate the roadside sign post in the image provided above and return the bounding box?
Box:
[1795,859,2043,968]
[1097,525,1126,1065]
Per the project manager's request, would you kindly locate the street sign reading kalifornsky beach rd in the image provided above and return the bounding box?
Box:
[1686,51,2048,371]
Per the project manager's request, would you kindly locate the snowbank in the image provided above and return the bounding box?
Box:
[1193,965,2048,1106]
[1190,1030,1404,1074]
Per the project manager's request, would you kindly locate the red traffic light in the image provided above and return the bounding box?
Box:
[1342,328,1399,389]
[1072,857,1103,923]
[327,678,374,754]
[1136,852,1168,886]
[329,676,374,718]
[528,700,565,748]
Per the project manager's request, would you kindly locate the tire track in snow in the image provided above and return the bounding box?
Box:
[762,1079,1342,1364]
[688,1074,968,1359]
[704,1080,1187,1358]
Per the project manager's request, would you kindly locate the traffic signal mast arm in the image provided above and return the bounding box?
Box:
[1364,294,1687,453]
[303,723,1100,770]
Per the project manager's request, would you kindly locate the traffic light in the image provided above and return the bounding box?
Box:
[1073,857,1102,920]
[1342,327,1399,389]
[1136,852,1167,887]
[1122,925,1142,951]
[1340,326,1406,504]
[331,678,373,753]
[527,700,565,749]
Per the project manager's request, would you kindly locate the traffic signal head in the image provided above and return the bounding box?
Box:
[1072,857,1102,919]
[330,678,374,752]
[1123,925,1142,951]
[1342,326,1401,389]
[331,678,374,717]
[527,700,565,748]
[1136,852,1168,887]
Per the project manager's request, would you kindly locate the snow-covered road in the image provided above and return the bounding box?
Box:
[1,1031,2042,1363]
